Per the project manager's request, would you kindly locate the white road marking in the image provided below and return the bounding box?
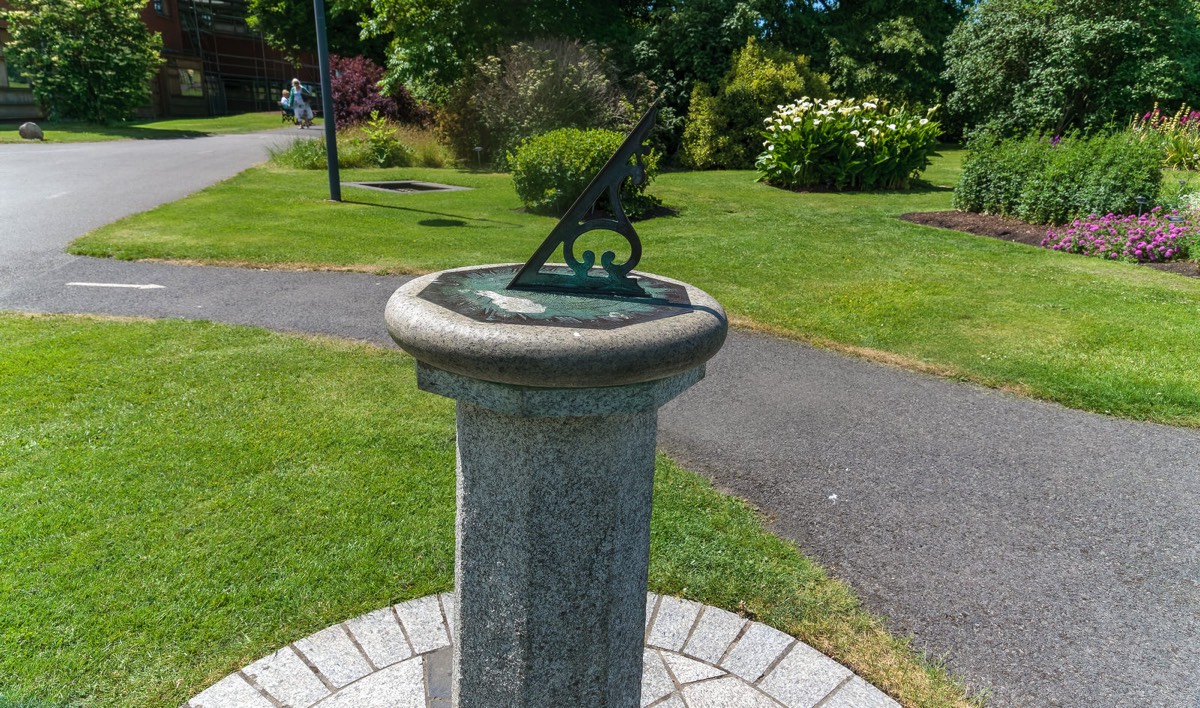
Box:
[67,282,165,290]
[46,191,70,199]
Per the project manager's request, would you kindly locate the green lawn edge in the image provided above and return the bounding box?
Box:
[68,155,1200,427]
[0,112,306,143]
[0,313,977,707]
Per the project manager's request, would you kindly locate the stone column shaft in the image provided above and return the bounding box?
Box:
[453,402,655,706]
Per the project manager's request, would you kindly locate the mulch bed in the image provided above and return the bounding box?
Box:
[900,210,1200,279]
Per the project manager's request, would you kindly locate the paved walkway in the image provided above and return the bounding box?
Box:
[3,131,1199,706]
[189,593,896,708]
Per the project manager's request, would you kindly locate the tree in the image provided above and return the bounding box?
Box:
[680,37,830,169]
[822,0,968,106]
[943,0,1200,136]
[246,0,389,64]
[363,0,641,101]
[437,39,637,165]
[1,0,162,123]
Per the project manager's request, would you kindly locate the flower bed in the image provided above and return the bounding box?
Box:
[1131,103,1200,170]
[1041,208,1197,263]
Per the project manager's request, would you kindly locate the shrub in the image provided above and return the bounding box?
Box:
[508,128,661,218]
[680,37,830,170]
[330,54,428,127]
[1042,208,1196,263]
[756,97,941,191]
[267,122,452,170]
[954,131,1163,225]
[437,39,638,168]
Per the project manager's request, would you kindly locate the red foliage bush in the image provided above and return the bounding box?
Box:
[330,55,429,126]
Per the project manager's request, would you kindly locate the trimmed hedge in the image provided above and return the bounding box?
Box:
[954,131,1163,225]
[508,128,660,217]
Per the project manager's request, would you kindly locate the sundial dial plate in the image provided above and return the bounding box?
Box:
[417,264,691,330]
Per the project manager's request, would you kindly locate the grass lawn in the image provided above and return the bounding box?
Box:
[0,313,976,707]
[71,151,1200,426]
[0,112,307,143]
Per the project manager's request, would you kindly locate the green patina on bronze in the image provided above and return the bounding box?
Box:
[418,265,691,329]
[507,101,660,298]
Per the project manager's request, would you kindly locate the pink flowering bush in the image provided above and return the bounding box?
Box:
[1041,208,1195,263]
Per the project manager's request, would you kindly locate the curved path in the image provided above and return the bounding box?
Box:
[2,133,1198,707]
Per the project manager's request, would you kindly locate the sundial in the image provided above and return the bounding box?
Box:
[414,101,696,331]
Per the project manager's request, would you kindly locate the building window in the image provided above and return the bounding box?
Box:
[169,66,204,97]
[153,0,169,17]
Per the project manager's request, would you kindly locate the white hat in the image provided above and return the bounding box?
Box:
[291,78,300,84]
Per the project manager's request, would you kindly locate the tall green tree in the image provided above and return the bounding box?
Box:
[944,0,1200,135]
[362,0,641,100]
[680,36,830,169]
[246,0,389,64]
[822,0,968,105]
[1,0,162,123]
[629,0,825,154]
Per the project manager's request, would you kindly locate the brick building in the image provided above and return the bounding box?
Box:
[0,0,320,120]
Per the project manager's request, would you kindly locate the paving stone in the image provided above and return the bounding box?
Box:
[294,625,372,688]
[640,648,675,708]
[821,676,901,708]
[758,641,851,708]
[647,595,702,651]
[649,694,686,708]
[189,593,894,708]
[680,675,781,708]
[242,646,330,707]
[189,673,275,708]
[310,657,425,708]
[393,594,450,654]
[345,607,412,669]
[682,605,746,664]
[645,592,660,633]
[721,621,795,682]
[438,592,457,644]
[662,651,725,684]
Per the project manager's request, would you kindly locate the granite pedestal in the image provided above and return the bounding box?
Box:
[386,264,727,707]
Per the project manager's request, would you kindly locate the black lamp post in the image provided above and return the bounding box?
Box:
[313,0,340,201]
[1135,195,1147,216]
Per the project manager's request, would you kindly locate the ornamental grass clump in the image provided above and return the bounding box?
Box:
[755,97,940,191]
[1130,103,1200,170]
[1042,208,1195,263]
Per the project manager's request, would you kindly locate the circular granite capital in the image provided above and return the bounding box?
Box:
[386,264,727,388]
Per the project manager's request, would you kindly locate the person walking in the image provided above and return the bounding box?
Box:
[289,79,314,129]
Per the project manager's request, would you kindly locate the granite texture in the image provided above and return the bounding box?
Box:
[188,592,901,708]
[17,122,43,141]
[385,265,727,388]
[417,361,704,416]
[451,394,659,706]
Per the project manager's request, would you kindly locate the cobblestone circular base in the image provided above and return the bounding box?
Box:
[188,592,898,708]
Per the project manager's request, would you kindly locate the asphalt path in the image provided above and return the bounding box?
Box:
[2,132,1198,707]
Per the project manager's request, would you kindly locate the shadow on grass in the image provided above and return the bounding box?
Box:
[0,122,210,140]
[340,199,525,227]
[760,179,954,196]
